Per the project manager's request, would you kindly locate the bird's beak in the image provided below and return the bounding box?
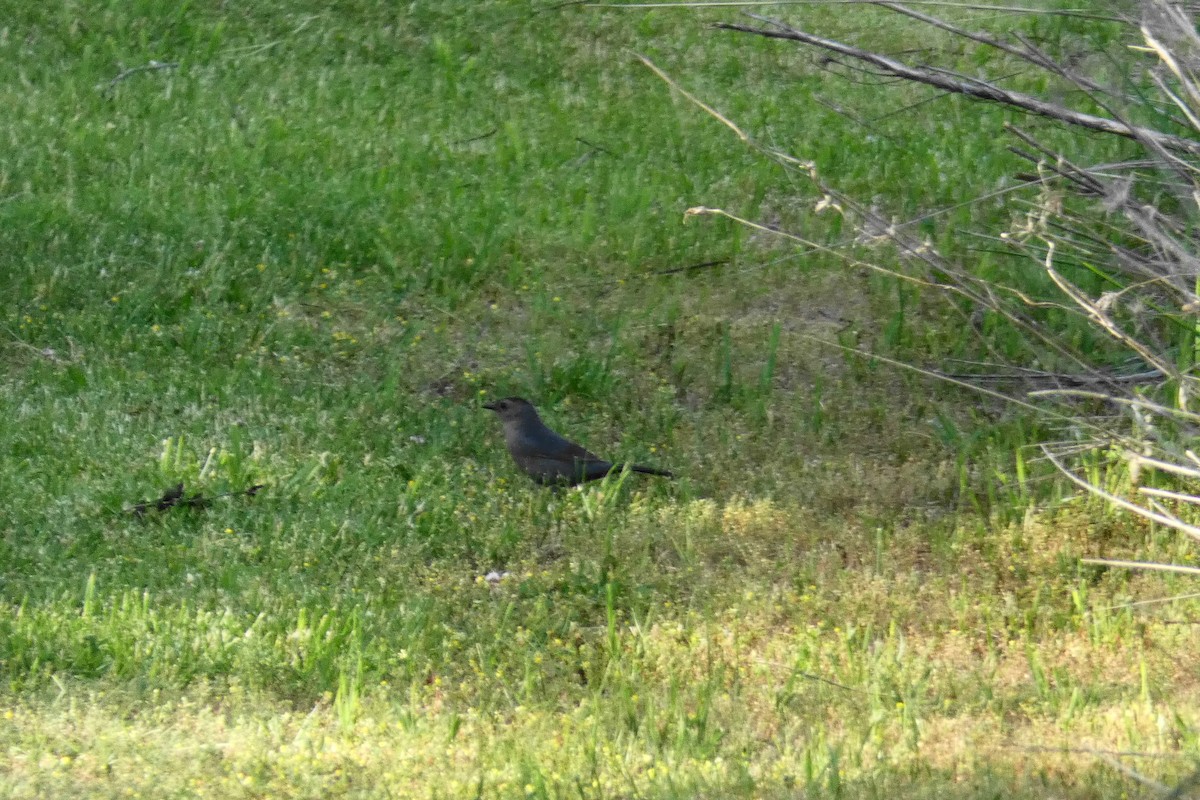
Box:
[483,401,499,411]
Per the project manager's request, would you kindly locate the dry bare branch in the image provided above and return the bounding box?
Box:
[1081,558,1200,576]
[1045,447,1200,542]
[590,1,1126,22]
[646,0,1200,586]
[714,17,1200,154]
[871,1,1107,93]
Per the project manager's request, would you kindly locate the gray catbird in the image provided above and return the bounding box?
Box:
[484,397,674,486]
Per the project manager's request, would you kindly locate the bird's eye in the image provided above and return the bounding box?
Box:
[499,401,508,410]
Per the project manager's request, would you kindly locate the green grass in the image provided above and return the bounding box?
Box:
[2,1,1198,797]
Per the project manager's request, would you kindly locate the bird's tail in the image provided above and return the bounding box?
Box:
[622,464,674,479]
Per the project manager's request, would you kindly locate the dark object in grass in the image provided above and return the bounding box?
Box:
[652,258,729,277]
[130,482,265,517]
[99,60,180,98]
[452,127,497,145]
[484,397,673,486]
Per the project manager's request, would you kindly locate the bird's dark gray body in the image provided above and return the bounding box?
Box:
[484,397,673,486]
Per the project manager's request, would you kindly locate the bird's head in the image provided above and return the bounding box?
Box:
[483,396,540,424]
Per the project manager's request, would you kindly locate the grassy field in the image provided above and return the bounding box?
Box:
[2,1,1199,797]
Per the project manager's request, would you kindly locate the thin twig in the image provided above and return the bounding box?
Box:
[713,17,1200,154]
[99,60,179,96]
[1043,448,1200,543]
[1139,487,1200,506]
[1040,247,1178,379]
[753,659,862,693]
[1081,558,1200,577]
[1127,454,1200,481]
[796,335,1134,442]
[1028,391,1200,426]
[652,259,730,276]
[938,368,1161,387]
[575,136,615,156]
[452,128,498,145]
[875,1,1107,91]
[633,52,751,143]
[1099,591,1200,611]
[587,1,1125,22]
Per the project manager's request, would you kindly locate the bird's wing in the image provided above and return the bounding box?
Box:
[509,429,616,483]
[557,438,606,464]
[511,427,604,464]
